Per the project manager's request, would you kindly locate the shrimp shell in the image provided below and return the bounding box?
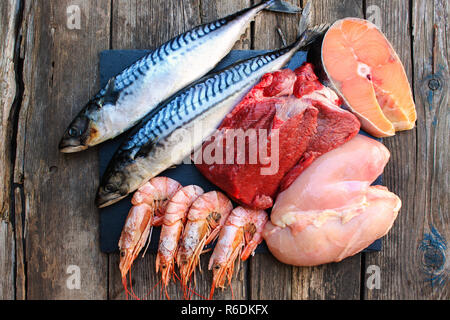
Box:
[177,191,233,287]
[208,206,268,299]
[156,185,204,288]
[118,177,181,281]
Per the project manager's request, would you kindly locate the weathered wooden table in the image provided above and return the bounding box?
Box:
[0,0,448,300]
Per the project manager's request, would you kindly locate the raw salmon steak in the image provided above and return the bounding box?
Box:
[321,18,416,137]
[263,134,402,266]
[195,63,360,209]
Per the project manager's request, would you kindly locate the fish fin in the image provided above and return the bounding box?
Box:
[294,23,330,50]
[265,0,301,14]
[103,77,119,105]
[281,1,328,51]
[135,137,157,159]
[105,77,116,95]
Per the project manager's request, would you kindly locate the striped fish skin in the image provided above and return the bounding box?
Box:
[95,25,327,208]
[59,0,287,153]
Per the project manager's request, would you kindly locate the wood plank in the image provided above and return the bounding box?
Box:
[411,0,450,296]
[249,253,292,299]
[250,0,364,300]
[253,0,302,49]
[16,0,110,299]
[0,221,14,299]
[363,0,417,300]
[364,0,449,299]
[14,186,26,300]
[0,0,19,300]
[108,0,252,300]
[112,0,199,50]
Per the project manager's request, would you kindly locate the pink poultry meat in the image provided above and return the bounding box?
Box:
[263,134,402,266]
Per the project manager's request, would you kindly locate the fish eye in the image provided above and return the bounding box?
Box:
[68,127,79,137]
[120,251,125,257]
[104,184,116,193]
[214,265,221,270]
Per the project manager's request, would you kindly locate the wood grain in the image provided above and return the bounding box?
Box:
[200,0,251,50]
[0,220,14,299]
[385,0,449,299]
[15,0,110,299]
[253,0,302,50]
[291,0,363,301]
[14,186,26,300]
[112,0,199,50]
[0,0,19,300]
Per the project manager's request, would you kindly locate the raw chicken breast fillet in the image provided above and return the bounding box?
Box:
[263,134,401,266]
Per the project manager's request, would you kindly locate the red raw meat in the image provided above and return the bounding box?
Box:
[195,63,360,209]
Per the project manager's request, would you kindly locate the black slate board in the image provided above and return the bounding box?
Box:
[98,49,382,254]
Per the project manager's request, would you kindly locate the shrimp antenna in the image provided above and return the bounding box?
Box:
[174,272,207,300]
[141,224,154,257]
[128,267,141,300]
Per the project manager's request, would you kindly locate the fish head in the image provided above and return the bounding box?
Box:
[59,101,101,153]
[95,152,147,208]
[60,77,119,153]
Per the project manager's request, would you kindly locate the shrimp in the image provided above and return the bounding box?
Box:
[208,206,268,299]
[118,177,181,296]
[177,191,233,290]
[155,185,204,296]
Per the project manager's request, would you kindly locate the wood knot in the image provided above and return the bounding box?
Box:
[428,78,441,91]
[423,246,444,269]
[419,227,447,287]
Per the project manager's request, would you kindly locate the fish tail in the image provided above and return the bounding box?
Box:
[274,1,328,52]
[294,23,330,50]
[263,0,302,14]
[298,1,312,36]
[293,2,329,48]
